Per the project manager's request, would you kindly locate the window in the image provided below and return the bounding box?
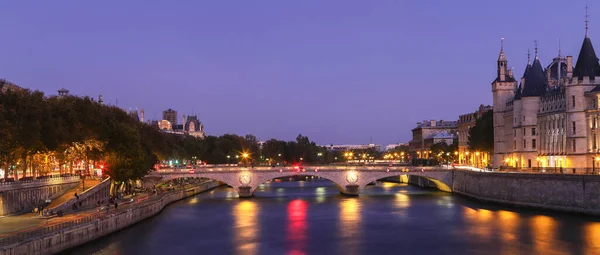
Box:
[532,128,536,136]
[532,139,537,149]
[514,130,516,136]
[573,121,577,135]
[572,95,576,108]
[573,140,577,152]
[514,140,516,149]
[523,139,527,149]
[523,128,526,136]
[594,134,597,150]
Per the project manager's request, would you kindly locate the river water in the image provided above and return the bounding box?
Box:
[63,177,600,255]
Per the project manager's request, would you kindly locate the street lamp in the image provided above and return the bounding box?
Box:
[242,153,249,167]
[535,157,541,171]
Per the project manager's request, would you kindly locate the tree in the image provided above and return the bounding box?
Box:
[468,110,494,154]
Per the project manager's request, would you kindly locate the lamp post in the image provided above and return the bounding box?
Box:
[465,151,470,166]
[242,153,249,167]
[535,157,541,172]
[475,152,481,168]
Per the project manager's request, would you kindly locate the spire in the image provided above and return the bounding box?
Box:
[534,40,539,59]
[586,4,590,38]
[498,37,507,62]
[527,49,531,65]
[558,39,562,58]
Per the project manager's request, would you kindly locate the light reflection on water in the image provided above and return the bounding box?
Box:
[63,178,600,255]
[233,200,259,255]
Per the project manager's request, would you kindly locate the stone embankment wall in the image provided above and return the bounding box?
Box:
[453,171,600,215]
[0,180,219,255]
[43,178,111,216]
[0,178,80,216]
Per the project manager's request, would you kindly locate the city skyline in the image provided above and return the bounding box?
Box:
[0,1,596,144]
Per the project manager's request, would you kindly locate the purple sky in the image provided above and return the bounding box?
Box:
[0,1,596,145]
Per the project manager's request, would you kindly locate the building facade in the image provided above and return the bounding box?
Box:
[162,108,178,126]
[458,105,492,165]
[408,120,457,158]
[492,24,600,172]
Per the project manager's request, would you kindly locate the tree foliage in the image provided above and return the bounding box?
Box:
[468,110,494,153]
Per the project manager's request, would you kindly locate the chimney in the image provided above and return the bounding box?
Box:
[567,56,573,78]
[430,120,437,127]
[140,109,145,122]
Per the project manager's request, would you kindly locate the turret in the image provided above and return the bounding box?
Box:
[498,38,509,81]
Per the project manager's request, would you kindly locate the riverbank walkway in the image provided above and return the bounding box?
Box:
[0,179,101,236]
[0,180,207,247]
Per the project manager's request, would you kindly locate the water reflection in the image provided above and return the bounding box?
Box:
[339,198,361,255]
[65,180,600,255]
[497,210,519,255]
[287,199,308,255]
[233,200,260,255]
[463,207,494,241]
[585,222,600,254]
[530,215,569,254]
[315,187,327,203]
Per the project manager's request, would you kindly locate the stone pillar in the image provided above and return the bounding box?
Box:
[238,186,252,198]
[341,185,359,196]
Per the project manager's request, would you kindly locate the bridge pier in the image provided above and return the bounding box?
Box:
[238,186,253,198]
[341,185,360,196]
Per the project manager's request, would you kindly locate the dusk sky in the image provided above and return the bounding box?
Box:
[0,1,596,145]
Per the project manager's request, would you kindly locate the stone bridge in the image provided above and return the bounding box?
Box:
[143,166,454,197]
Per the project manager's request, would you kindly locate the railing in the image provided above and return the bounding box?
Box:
[0,180,215,248]
[0,209,110,247]
[0,176,80,186]
[497,167,600,175]
[149,166,453,176]
[43,177,111,216]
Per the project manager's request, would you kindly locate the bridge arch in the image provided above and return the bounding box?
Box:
[248,172,347,195]
[357,170,453,192]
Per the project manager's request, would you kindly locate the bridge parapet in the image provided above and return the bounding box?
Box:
[144,166,454,197]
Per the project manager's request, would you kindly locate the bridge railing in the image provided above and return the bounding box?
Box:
[149,166,453,176]
[0,176,81,192]
[0,176,80,185]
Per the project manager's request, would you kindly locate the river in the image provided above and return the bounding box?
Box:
[62,177,600,255]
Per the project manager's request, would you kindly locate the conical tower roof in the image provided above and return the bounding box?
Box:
[573,37,600,79]
[521,58,547,97]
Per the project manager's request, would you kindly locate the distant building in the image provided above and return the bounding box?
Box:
[183,115,205,138]
[58,88,70,97]
[458,105,492,165]
[323,144,381,151]
[162,109,178,126]
[153,112,205,138]
[385,143,408,151]
[158,120,172,131]
[0,79,22,94]
[408,120,458,157]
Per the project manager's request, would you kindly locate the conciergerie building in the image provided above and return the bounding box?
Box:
[492,14,600,172]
